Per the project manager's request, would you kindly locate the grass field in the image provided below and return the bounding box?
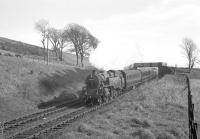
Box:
[55,75,200,139]
[175,67,200,79]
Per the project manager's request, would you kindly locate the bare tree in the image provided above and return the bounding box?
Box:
[78,33,99,67]
[66,24,98,67]
[48,27,60,60]
[66,24,84,66]
[181,38,199,72]
[35,19,49,62]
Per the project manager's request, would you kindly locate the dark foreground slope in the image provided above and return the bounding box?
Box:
[55,75,200,139]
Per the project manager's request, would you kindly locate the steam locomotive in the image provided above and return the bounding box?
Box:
[82,68,157,106]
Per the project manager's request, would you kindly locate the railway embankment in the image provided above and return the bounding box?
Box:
[0,55,91,121]
[56,75,200,139]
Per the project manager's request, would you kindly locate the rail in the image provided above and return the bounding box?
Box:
[0,100,82,139]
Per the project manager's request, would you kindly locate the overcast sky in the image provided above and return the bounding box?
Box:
[0,0,200,69]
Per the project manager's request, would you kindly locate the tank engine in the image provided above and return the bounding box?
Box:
[83,68,157,106]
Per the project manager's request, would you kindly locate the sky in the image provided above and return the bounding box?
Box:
[0,0,200,70]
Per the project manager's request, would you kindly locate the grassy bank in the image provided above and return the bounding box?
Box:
[0,55,91,121]
[56,75,200,139]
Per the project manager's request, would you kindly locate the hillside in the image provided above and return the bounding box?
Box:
[0,37,44,56]
[0,50,93,121]
[0,36,94,122]
[0,36,91,66]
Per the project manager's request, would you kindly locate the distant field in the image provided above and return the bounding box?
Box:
[175,67,200,79]
[55,75,200,139]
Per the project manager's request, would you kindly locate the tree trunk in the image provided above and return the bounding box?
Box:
[58,48,61,61]
[76,52,79,66]
[56,50,59,60]
[189,60,191,73]
[60,48,63,61]
[81,54,84,67]
[42,40,46,62]
[55,51,57,57]
[54,47,58,60]
[75,47,79,66]
[46,39,49,65]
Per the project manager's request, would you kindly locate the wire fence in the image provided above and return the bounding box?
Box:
[185,75,198,139]
[175,69,198,139]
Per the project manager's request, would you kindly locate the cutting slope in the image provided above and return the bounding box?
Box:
[0,54,92,121]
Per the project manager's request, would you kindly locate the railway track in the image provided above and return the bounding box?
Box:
[1,76,156,139]
[3,90,129,139]
[2,99,82,138]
